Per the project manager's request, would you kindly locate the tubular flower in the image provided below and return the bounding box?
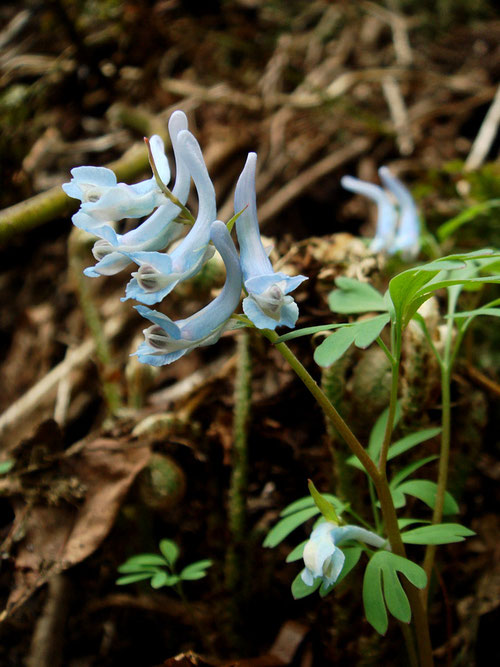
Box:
[234,153,307,330]
[301,521,388,587]
[133,220,242,366]
[378,166,420,259]
[67,111,192,277]
[123,129,217,305]
[63,134,170,223]
[341,166,420,259]
[340,175,397,254]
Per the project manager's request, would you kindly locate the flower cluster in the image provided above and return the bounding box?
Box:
[341,166,421,259]
[64,111,306,365]
[301,521,388,587]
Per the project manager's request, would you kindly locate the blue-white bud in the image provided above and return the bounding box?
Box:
[234,153,307,330]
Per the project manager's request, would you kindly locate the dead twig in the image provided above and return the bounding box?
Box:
[0,314,123,439]
[464,83,500,171]
[382,75,414,155]
[258,136,373,226]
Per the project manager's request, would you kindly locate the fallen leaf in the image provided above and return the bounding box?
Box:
[1,436,150,619]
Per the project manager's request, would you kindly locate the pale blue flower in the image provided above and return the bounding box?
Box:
[63,134,170,223]
[341,167,420,259]
[133,221,242,366]
[301,521,388,587]
[378,167,420,259]
[340,175,397,254]
[234,153,307,330]
[78,111,191,277]
[123,129,217,305]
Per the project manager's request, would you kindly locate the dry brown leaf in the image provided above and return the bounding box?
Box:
[1,436,150,620]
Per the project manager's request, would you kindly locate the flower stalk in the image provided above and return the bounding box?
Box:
[260,328,434,666]
[226,329,252,592]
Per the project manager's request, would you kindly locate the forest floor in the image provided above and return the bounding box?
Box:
[0,2,499,665]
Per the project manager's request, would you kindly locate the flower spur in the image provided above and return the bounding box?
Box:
[66,111,192,277]
[122,128,218,305]
[133,220,242,366]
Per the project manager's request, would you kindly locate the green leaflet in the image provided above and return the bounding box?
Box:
[286,541,308,563]
[319,547,362,597]
[117,562,161,575]
[291,571,321,599]
[397,518,431,529]
[389,456,438,489]
[451,307,500,319]
[151,571,170,588]
[388,249,500,329]
[119,554,168,569]
[437,199,500,241]
[314,314,390,367]
[116,573,155,586]
[314,327,360,367]
[391,479,458,514]
[159,539,179,566]
[387,427,441,461]
[276,322,350,343]
[328,277,388,314]
[180,560,213,580]
[401,523,475,544]
[363,552,427,635]
[0,460,14,475]
[347,403,401,471]
[263,507,320,548]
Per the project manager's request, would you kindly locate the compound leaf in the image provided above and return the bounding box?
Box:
[401,523,475,545]
[363,552,427,634]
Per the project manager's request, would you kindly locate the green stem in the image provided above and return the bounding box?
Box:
[144,137,195,224]
[261,329,434,666]
[261,330,380,483]
[422,288,457,602]
[368,478,381,532]
[378,329,401,472]
[226,330,251,592]
[376,335,396,364]
[320,356,355,501]
[422,365,451,596]
[68,229,122,414]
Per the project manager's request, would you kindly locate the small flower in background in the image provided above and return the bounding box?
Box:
[341,166,420,259]
[234,152,307,330]
[133,221,242,366]
[341,174,397,254]
[123,129,217,304]
[301,521,388,587]
[379,166,420,259]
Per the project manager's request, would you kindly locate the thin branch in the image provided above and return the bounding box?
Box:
[464,83,500,171]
